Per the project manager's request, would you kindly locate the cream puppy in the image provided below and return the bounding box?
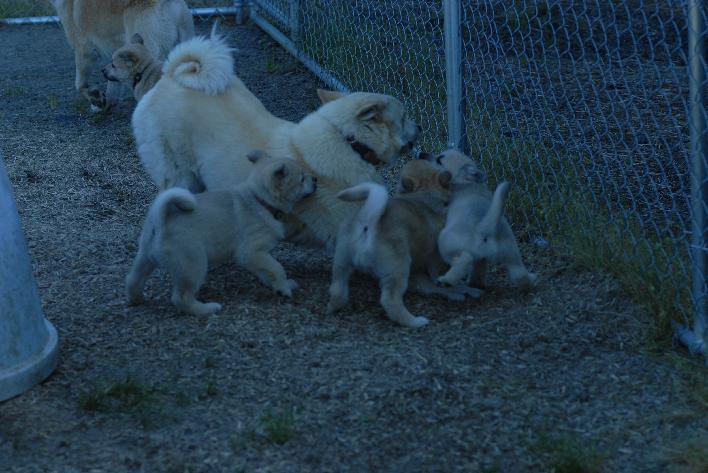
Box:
[327,160,481,328]
[102,34,163,102]
[420,149,538,289]
[126,151,317,315]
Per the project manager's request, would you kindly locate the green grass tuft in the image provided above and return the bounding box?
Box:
[260,408,297,445]
[530,432,607,473]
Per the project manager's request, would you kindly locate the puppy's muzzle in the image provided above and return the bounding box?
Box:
[102,65,119,82]
[303,176,318,198]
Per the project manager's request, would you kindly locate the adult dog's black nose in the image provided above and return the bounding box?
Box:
[417,151,432,160]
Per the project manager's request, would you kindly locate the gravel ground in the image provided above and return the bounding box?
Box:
[1,19,706,473]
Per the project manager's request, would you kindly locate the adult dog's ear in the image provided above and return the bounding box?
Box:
[247,149,269,164]
[131,33,144,45]
[438,170,452,189]
[400,176,418,193]
[356,103,382,121]
[317,89,346,104]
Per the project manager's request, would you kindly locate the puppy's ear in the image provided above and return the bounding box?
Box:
[273,163,287,179]
[462,164,487,183]
[357,103,382,121]
[400,176,417,193]
[247,150,269,164]
[438,171,452,189]
[317,89,346,104]
[131,33,144,45]
[118,50,138,66]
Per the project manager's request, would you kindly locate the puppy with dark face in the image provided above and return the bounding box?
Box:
[326,160,481,328]
[103,34,162,102]
[421,149,538,290]
[125,150,317,315]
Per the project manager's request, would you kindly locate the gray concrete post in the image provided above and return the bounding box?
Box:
[0,157,59,401]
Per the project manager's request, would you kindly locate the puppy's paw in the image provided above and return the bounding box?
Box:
[514,272,539,291]
[435,275,454,287]
[286,279,299,292]
[274,281,294,298]
[459,286,483,299]
[191,302,222,316]
[402,315,429,329]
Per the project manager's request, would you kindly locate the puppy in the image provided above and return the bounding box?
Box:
[327,160,481,328]
[132,34,420,248]
[51,0,194,111]
[125,151,317,315]
[102,34,162,102]
[421,149,538,289]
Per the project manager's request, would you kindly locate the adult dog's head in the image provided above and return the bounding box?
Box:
[316,89,421,167]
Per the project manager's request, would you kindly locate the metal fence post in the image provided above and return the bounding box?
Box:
[289,0,300,47]
[443,0,468,153]
[234,0,245,24]
[678,0,708,360]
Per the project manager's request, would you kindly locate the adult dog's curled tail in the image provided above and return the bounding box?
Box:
[163,30,234,95]
[149,188,197,230]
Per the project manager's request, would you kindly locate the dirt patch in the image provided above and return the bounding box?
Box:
[0,19,705,473]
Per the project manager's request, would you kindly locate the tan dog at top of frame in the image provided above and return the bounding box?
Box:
[327,160,482,329]
[125,150,317,316]
[102,33,163,102]
[51,0,194,111]
[420,149,538,290]
[132,33,421,248]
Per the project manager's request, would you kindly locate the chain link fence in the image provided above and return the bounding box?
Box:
[2,1,706,358]
[250,0,707,357]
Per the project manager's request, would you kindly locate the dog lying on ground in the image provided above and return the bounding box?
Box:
[125,151,317,315]
[102,34,162,102]
[327,160,482,328]
[51,0,193,111]
[420,149,538,290]
[132,33,420,248]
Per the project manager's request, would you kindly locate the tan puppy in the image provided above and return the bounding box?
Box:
[102,34,162,102]
[420,149,538,289]
[132,34,420,247]
[125,151,317,315]
[327,161,481,328]
[51,0,193,110]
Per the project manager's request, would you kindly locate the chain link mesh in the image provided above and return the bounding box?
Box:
[252,0,706,336]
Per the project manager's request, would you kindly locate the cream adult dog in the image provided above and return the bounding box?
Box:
[51,0,194,110]
[125,151,317,315]
[102,34,163,102]
[132,33,420,247]
[327,161,482,328]
[420,149,539,290]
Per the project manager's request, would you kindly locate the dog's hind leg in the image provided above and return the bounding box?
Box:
[126,250,156,305]
[327,242,353,314]
[168,251,222,315]
[436,251,475,287]
[502,243,538,290]
[379,269,429,328]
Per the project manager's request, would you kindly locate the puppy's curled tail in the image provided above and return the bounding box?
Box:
[338,182,388,225]
[149,188,197,229]
[163,32,234,95]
